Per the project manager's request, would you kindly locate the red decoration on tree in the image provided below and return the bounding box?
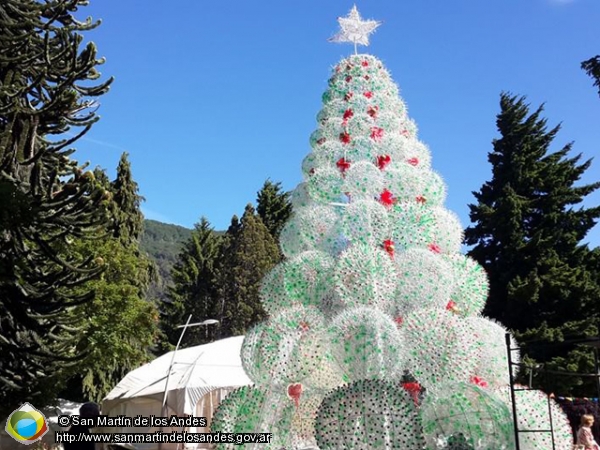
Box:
[345,92,354,101]
[367,105,379,119]
[401,128,411,137]
[446,300,459,313]
[364,91,373,99]
[401,382,422,406]
[364,75,370,80]
[309,168,316,176]
[336,157,351,174]
[287,383,303,407]
[383,239,395,258]
[345,75,352,83]
[470,376,488,388]
[379,189,396,208]
[407,157,419,166]
[416,195,427,204]
[376,154,391,170]
[370,127,384,141]
[340,131,351,144]
[394,316,404,326]
[428,243,441,254]
[362,60,369,67]
[299,321,310,332]
[343,109,354,121]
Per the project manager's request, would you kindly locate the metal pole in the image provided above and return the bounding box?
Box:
[158,314,192,450]
[595,347,600,401]
[506,333,521,450]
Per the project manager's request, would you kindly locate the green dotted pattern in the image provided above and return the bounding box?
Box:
[420,382,515,450]
[327,307,404,382]
[443,254,489,317]
[240,306,327,386]
[392,248,456,317]
[315,379,425,450]
[402,308,480,392]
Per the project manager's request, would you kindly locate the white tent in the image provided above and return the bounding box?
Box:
[101,336,251,449]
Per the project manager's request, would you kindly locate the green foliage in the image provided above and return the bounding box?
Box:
[160,218,222,349]
[0,0,113,415]
[216,205,280,337]
[582,56,600,98]
[256,179,292,242]
[65,237,159,402]
[111,153,144,243]
[465,93,600,395]
[140,219,192,302]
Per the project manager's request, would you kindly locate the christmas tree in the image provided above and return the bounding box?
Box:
[211,7,574,450]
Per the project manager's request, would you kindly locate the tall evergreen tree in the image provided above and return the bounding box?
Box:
[582,56,600,98]
[0,0,112,414]
[160,218,221,349]
[216,205,279,337]
[111,152,144,243]
[465,93,600,395]
[256,179,292,242]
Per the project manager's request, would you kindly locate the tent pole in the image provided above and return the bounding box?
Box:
[159,314,193,450]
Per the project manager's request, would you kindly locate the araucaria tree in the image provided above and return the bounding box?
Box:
[465,93,600,395]
[0,0,112,414]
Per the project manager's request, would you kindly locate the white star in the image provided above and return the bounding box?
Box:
[329,5,381,52]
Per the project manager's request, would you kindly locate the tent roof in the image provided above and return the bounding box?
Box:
[103,336,251,415]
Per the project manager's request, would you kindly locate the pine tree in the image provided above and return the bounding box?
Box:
[465,93,600,395]
[111,152,144,243]
[582,56,600,98]
[256,179,292,242]
[216,205,279,337]
[161,217,222,348]
[0,0,112,414]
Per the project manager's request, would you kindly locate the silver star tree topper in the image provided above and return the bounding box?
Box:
[329,5,381,54]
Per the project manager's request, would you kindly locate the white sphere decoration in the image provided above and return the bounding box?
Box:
[443,253,489,317]
[420,382,515,450]
[392,248,455,317]
[343,161,384,199]
[334,244,397,311]
[429,207,464,254]
[284,250,335,305]
[279,205,340,258]
[259,263,289,315]
[240,306,327,387]
[307,166,344,203]
[389,202,436,251]
[494,387,573,450]
[341,199,390,246]
[402,308,480,393]
[290,182,312,209]
[466,316,520,390]
[327,307,405,382]
[403,139,432,169]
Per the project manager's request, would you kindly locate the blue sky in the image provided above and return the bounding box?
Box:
[74,1,600,247]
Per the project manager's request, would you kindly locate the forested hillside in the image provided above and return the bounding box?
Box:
[141,220,192,300]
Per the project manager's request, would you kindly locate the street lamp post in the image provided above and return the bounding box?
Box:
[158,316,219,450]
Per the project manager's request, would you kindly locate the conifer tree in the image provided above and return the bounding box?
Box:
[256,179,293,242]
[161,217,222,348]
[582,56,600,98]
[216,205,279,337]
[111,152,144,243]
[0,0,112,414]
[465,93,600,395]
